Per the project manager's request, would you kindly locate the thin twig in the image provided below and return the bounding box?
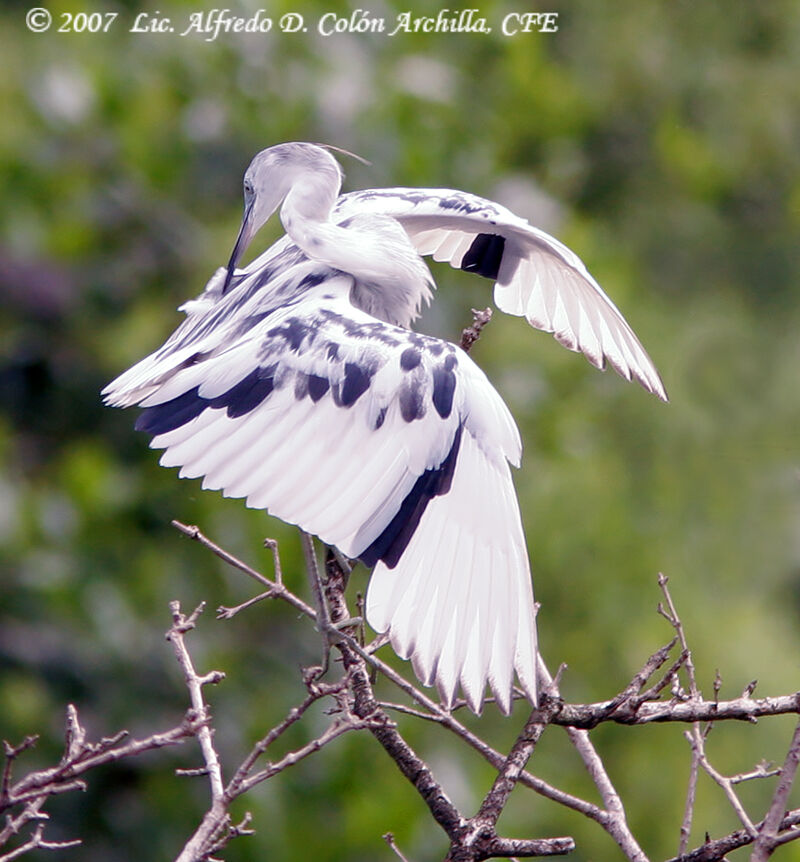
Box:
[383,832,411,862]
[686,730,757,835]
[300,531,332,673]
[537,655,650,862]
[0,824,82,861]
[203,813,255,858]
[476,694,560,829]
[731,763,781,785]
[226,680,348,797]
[171,521,316,619]
[217,590,277,620]
[665,808,800,862]
[166,602,225,804]
[751,719,800,861]
[658,574,699,694]
[0,738,38,807]
[680,728,702,856]
[238,714,369,792]
[659,573,705,855]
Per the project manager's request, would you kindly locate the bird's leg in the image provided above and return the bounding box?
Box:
[329,547,353,585]
[300,531,333,676]
[324,548,362,636]
[299,533,361,677]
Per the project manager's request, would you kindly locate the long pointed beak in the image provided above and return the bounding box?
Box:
[222,198,255,295]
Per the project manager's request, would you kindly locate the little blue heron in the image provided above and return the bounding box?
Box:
[104,142,666,713]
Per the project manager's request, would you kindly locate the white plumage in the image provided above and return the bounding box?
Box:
[104,142,666,714]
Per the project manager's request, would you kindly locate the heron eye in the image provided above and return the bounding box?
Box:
[244,180,254,196]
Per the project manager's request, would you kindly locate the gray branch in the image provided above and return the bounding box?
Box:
[9,523,800,862]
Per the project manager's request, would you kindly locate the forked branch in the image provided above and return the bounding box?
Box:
[7,523,800,862]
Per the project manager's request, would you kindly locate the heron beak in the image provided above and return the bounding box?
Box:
[222,198,256,295]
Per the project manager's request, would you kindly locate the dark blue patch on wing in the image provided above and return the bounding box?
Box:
[340,362,372,406]
[316,309,402,348]
[400,347,421,371]
[297,271,328,290]
[294,373,310,401]
[432,363,457,418]
[211,366,276,418]
[436,195,485,215]
[307,374,330,402]
[267,317,314,352]
[135,365,278,435]
[178,352,208,370]
[359,425,463,569]
[135,387,206,435]
[399,381,425,422]
[461,233,505,280]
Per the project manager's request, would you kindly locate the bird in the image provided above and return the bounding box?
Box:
[103,142,667,715]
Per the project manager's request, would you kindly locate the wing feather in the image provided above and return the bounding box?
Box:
[575,301,604,369]
[108,277,536,710]
[432,230,468,263]
[367,427,536,713]
[249,398,355,514]
[216,399,312,498]
[336,188,667,401]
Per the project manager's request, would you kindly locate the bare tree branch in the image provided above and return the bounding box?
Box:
[536,658,649,862]
[0,823,82,862]
[549,693,800,728]
[688,728,758,834]
[1,704,202,858]
[751,721,800,861]
[318,549,575,860]
[384,832,412,862]
[166,602,226,804]
[666,809,800,862]
[171,520,316,619]
[321,549,466,841]
[14,523,799,861]
[460,307,493,352]
[182,526,800,860]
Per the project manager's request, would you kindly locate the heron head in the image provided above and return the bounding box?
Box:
[222,143,343,294]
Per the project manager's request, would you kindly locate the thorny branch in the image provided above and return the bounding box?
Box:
[6,524,800,861]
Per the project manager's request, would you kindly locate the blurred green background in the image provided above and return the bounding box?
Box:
[1,0,799,859]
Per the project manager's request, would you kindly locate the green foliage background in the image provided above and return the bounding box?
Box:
[1,1,799,859]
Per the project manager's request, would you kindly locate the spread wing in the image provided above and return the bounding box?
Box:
[336,188,667,402]
[103,270,536,713]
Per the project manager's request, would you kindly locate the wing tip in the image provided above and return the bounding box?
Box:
[630,365,669,403]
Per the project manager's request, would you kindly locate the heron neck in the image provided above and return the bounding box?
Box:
[280,203,433,328]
